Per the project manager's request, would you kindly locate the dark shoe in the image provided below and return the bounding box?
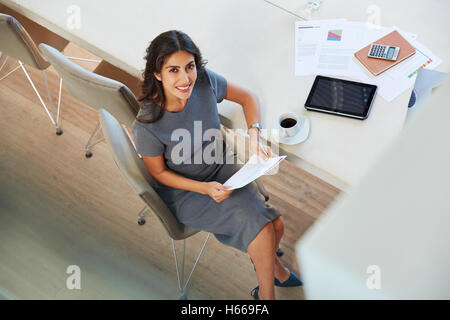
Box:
[250,286,259,300]
[274,270,303,287]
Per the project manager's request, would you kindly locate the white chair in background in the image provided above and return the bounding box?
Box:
[39,43,139,158]
[0,13,63,135]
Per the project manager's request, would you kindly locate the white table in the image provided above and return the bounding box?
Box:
[3,0,441,187]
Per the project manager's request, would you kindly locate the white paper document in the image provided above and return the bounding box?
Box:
[295,19,347,76]
[223,155,286,190]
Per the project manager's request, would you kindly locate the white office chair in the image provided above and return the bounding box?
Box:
[39,43,139,158]
[0,13,62,135]
[98,108,206,299]
[0,7,100,136]
[98,109,277,299]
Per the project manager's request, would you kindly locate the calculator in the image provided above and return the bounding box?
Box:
[368,43,400,61]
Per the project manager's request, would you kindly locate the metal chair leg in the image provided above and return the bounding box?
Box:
[171,233,211,299]
[1,57,63,135]
[0,64,20,81]
[61,46,101,64]
[137,206,148,226]
[66,56,101,63]
[0,55,9,74]
[41,70,62,135]
[55,77,63,135]
[18,61,60,130]
[0,58,20,81]
[84,120,104,158]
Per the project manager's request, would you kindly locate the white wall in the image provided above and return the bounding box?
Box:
[296,78,450,299]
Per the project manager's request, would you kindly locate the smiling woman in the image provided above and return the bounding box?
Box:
[153,50,198,112]
[137,30,207,123]
[132,30,303,300]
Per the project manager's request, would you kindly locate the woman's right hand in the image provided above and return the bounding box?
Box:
[202,182,233,203]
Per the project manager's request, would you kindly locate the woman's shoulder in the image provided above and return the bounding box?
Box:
[132,113,161,142]
[197,68,219,84]
[201,68,217,84]
[134,100,163,124]
[199,68,227,102]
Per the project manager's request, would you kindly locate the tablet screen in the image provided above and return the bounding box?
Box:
[305,76,377,119]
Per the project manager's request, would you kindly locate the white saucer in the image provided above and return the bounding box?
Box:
[272,115,310,145]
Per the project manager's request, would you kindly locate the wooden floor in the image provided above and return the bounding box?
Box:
[0,44,342,300]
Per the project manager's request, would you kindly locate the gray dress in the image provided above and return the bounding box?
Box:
[132,68,280,253]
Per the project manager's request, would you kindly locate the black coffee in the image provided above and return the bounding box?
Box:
[280,118,297,128]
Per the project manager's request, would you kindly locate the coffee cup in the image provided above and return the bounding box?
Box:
[278,112,301,138]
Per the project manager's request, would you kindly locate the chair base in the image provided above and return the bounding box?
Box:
[136,204,210,300]
[84,121,104,159]
[172,233,210,300]
[179,293,188,300]
[137,206,148,226]
[0,58,62,134]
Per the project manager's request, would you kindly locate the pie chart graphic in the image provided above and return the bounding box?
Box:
[327,29,342,41]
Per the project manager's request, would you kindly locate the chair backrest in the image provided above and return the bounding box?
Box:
[0,4,69,52]
[98,108,199,240]
[39,43,139,127]
[0,13,49,70]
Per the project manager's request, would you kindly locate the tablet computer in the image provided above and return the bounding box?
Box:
[305,76,377,120]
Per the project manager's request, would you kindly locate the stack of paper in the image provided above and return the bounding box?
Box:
[295,20,442,102]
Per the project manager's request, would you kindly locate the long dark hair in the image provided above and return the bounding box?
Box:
[136,30,207,123]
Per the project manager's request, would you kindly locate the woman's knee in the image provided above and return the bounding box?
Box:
[273,217,284,237]
[255,222,277,244]
[260,221,276,237]
[256,220,279,243]
[247,221,276,252]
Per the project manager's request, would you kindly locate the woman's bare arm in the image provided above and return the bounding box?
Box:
[224,81,273,159]
[142,154,232,202]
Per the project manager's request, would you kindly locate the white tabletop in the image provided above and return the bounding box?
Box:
[3,0,443,186]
